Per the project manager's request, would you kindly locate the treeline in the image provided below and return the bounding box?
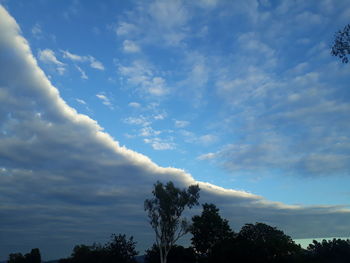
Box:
[7,216,350,263]
[6,182,350,263]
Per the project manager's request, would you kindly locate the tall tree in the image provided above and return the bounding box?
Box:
[191,203,234,258]
[144,181,200,263]
[331,24,350,63]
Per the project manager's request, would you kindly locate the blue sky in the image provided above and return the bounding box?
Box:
[1,0,350,260]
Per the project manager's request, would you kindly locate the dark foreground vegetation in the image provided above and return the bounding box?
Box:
[6,182,350,263]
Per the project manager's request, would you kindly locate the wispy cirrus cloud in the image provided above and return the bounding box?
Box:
[38,49,66,75]
[62,50,105,70]
[118,60,168,96]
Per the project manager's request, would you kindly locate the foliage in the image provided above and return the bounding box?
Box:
[144,181,200,263]
[331,24,350,63]
[306,238,350,262]
[209,222,302,263]
[144,244,196,263]
[58,234,137,263]
[191,203,234,257]
[236,222,301,262]
[7,249,41,263]
[105,234,138,263]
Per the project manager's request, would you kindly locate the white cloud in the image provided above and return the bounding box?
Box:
[123,40,140,53]
[139,126,161,137]
[76,65,88,79]
[197,152,216,160]
[38,49,64,66]
[76,98,87,105]
[116,22,138,36]
[128,102,141,108]
[116,0,189,46]
[31,23,42,38]
[144,137,175,150]
[124,116,151,126]
[153,112,167,120]
[90,59,104,70]
[174,120,190,128]
[197,134,218,145]
[38,49,66,75]
[118,61,168,96]
[62,50,105,70]
[96,93,113,109]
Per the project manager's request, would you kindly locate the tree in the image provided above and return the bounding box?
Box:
[7,249,41,263]
[144,181,200,263]
[191,203,234,258]
[25,248,41,263]
[145,244,196,263]
[331,24,350,63]
[236,222,301,262]
[307,238,350,262]
[7,253,25,263]
[105,234,138,263]
[59,234,138,263]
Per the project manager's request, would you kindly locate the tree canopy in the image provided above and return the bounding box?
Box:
[331,24,350,63]
[144,181,200,263]
[191,203,234,258]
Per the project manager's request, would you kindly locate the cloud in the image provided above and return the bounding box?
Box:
[128,102,141,108]
[123,40,141,53]
[62,50,105,70]
[116,0,189,46]
[96,93,114,109]
[38,49,66,75]
[174,120,190,128]
[124,115,151,126]
[118,61,168,96]
[76,98,87,105]
[115,22,138,36]
[76,65,88,79]
[1,4,350,260]
[31,23,42,38]
[144,137,175,150]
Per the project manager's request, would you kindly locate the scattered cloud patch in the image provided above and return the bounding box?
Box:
[38,48,66,74]
[174,120,190,128]
[123,40,141,53]
[144,137,175,150]
[118,61,168,96]
[62,50,105,70]
[31,23,42,38]
[96,93,114,109]
[76,98,87,105]
[76,65,88,79]
[197,152,216,160]
[128,102,141,108]
[124,116,151,126]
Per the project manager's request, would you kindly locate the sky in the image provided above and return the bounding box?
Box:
[0,0,350,260]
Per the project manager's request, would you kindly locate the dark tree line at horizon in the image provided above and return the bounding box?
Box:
[6,181,350,263]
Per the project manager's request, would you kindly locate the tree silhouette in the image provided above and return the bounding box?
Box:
[58,234,137,263]
[7,249,41,263]
[105,234,138,263]
[191,203,234,258]
[236,222,302,262]
[144,181,200,263]
[144,244,196,263]
[331,24,350,63]
[307,238,350,262]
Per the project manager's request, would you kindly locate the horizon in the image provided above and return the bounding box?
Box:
[0,0,350,260]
